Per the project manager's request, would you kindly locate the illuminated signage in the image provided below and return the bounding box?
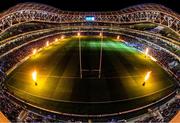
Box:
[85,16,95,21]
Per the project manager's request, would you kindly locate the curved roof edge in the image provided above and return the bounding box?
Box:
[1,2,179,16]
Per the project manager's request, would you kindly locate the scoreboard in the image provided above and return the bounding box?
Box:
[85,16,95,21]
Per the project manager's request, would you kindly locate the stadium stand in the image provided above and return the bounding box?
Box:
[0,33,179,122]
[0,2,179,122]
[0,22,58,41]
[122,35,180,79]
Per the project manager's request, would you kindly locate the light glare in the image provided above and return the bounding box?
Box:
[99,32,103,37]
[33,49,37,55]
[144,71,151,82]
[46,41,49,46]
[77,32,81,36]
[117,35,120,40]
[150,56,157,62]
[32,70,37,82]
[61,35,64,39]
[145,48,149,56]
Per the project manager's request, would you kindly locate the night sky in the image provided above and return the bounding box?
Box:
[0,0,179,13]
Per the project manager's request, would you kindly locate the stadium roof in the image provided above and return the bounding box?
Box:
[0,2,179,19]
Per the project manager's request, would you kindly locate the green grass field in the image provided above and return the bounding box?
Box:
[6,36,175,115]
